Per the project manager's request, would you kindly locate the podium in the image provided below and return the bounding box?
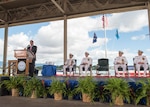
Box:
[8,49,34,76]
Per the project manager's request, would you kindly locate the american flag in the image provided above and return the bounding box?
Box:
[102,14,108,28]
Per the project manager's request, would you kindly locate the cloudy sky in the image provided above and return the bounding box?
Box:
[0,9,150,66]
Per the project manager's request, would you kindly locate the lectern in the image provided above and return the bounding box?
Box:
[8,49,34,76]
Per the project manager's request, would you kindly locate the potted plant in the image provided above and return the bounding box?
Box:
[65,79,77,100]
[75,76,97,102]
[104,78,130,105]
[23,77,46,98]
[41,79,48,98]
[0,76,25,97]
[95,81,108,103]
[134,78,150,106]
[48,77,66,100]
[66,88,76,100]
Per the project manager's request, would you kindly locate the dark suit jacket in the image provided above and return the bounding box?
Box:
[27,45,37,60]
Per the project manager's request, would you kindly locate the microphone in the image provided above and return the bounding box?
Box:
[27,45,30,48]
[27,45,30,51]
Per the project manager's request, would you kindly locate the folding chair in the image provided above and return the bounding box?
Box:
[133,58,149,77]
[66,59,77,76]
[79,58,93,76]
[81,65,92,76]
[96,58,109,76]
[115,64,128,77]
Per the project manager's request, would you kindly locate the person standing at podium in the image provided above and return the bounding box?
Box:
[27,40,37,77]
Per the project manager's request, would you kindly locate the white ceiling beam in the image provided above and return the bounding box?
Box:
[1,16,64,28]
[51,0,65,14]
[0,0,16,4]
[0,19,5,22]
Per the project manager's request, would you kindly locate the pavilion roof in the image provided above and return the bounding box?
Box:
[0,0,149,27]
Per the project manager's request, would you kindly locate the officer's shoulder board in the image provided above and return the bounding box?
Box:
[115,57,119,59]
[143,56,146,58]
[134,56,138,60]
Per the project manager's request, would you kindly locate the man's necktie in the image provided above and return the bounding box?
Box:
[30,46,32,51]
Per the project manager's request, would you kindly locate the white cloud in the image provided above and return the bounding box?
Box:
[108,9,148,32]
[0,39,4,57]
[8,32,29,49]
[131,35,147,40]
[4,32,30,60]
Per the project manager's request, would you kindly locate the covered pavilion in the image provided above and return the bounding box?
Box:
[0,0,150,73]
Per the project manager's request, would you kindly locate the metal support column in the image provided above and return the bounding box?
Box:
[63,0,67,63]
[2,24,8,75]
[147,2,150,39]
[64,15,67,63]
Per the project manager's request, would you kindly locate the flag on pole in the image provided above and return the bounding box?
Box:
[102,14,108,28]
[93,32,97,43]
[116,29,119,39]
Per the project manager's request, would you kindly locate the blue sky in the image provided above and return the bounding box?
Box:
[0,9,150,66]
[89,26,149,51]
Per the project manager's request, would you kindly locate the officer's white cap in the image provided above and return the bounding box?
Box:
[69,53,73,56]
[119,51,124,54]
[138,50,143,53]
[85,52,89,55]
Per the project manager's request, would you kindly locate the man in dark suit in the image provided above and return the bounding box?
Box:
[27,40,37,77]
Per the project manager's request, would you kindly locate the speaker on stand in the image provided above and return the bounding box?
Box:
[0,76,10,96]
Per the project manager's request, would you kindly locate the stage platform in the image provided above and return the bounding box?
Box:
[55,71,150,78]
[38,67,150,85]
[36,74,150,91]
[37,75,149,81]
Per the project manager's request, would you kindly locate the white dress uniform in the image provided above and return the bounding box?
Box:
[63,58,75,75]
[79,57,92,75]
[114,56,128,76]
[134,55,148,76]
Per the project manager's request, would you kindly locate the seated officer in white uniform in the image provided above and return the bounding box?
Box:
[79,52,92,75]
[63,53,75,76]
[114,51,128,77]
[134,50,148,77]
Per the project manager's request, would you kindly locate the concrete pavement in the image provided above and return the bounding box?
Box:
[0,96,147,107]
